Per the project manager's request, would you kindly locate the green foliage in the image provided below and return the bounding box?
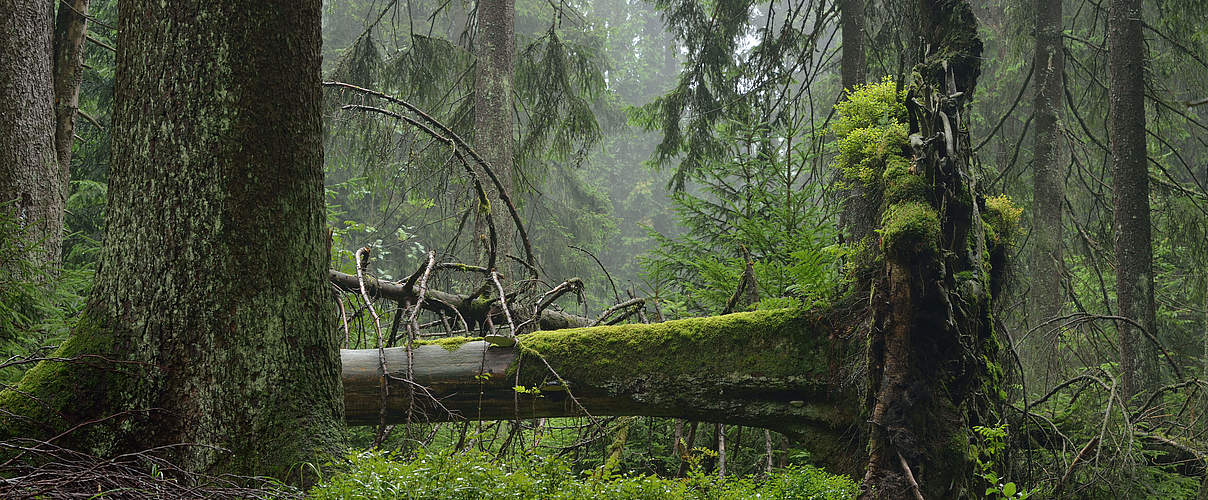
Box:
[309,449,858,500]
[830,78,909,139]
[972,425,1036,500]
[641,112,839,316]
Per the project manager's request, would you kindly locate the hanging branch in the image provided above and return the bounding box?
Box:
[324,81,539,279]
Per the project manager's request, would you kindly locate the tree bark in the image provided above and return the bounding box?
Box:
[0,0,62,270]
[840,0,865,91]
[0,0,343,481]
[52,0,90,174]
[1109,0,1157,402]
[1027,0,1065,389]
[341,308,862,476]
[473,0,516,267]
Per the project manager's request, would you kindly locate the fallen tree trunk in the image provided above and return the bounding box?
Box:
[341,307,863,475]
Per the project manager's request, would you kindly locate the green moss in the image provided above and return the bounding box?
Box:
[513,308,830,385]
[0,311,119,445]
[879,202,940,260]
[413,336,477,351]
[981,194,1022,246]
[881,156,928,205]
[835,123,910,187]
[832,77,908,138]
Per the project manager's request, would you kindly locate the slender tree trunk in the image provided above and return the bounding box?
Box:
[0,0,62,270]
[1109,0,1157,402]
[473,0,516,267]
[52,0,89,174]
[1027,0,1065,388]
[838,0,877,250]
[840,0,865,90]
[0,0,343,481]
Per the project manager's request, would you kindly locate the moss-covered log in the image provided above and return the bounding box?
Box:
[342,308,862,475]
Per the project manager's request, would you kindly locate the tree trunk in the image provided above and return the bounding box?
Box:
[1109,0,1157,402]
[0,0,62,270]
[840,0,865,91]
[473,0,516,267]
[52,0,90,175]
[837,0,877,253]
[341,308,863,476]
[1027,0,1065,389]
[0,0,343,481]
[859,1,996,498]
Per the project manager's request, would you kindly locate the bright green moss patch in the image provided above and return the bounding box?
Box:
[832,77,908,138]
[513,308,830,384]
[879,202,941,260]
[834,123,910,187]
[882,157,928,205]
[413,336,478,351]
[982,194,1022,246]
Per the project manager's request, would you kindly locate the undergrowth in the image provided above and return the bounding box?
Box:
[309,449,859,499]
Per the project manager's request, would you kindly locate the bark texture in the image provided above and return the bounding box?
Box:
[1109,0,1157,402]
[0,0,63,269]
[0,0,343,480]
[52,0,90,172]
[473,0,516,266]
[858,1,997,498]
[1027,0,1065,388]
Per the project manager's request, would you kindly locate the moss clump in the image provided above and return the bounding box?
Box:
[513,308,831,385]
[881,156,929,205]
[413,336,477,351]
[832,77,908,138]
[879,202,940,260]
[981,194,1022,246]
[835,123,910,187]
[831,78,911,191]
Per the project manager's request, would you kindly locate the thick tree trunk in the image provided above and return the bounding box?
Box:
[1109,0,1156,403]
[1027,0,1065,388]
[341,308,862,476]
[473,0,516,266]
[859,1,995,498]
[840,0,865,91]
[0,0,63,270]
[0,0,343,480]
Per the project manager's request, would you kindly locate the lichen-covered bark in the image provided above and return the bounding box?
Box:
[1,0,343,481]
[856,1,998,498]
[0,0,63,270]
[472,0,517,265]
[343,308,862,476]
[1027,0,1065,388]
[1109,0,1157,402]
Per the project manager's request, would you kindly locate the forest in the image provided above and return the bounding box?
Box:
[1,0,1207,498]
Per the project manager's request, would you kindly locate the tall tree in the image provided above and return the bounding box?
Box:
[1109,0,1157,401]
[52,0,91,173]
[473,0,517,269]
[0,0,343,479]
[0,0,62,270]
[838,0,877,252]
[1027,0,1065,386]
